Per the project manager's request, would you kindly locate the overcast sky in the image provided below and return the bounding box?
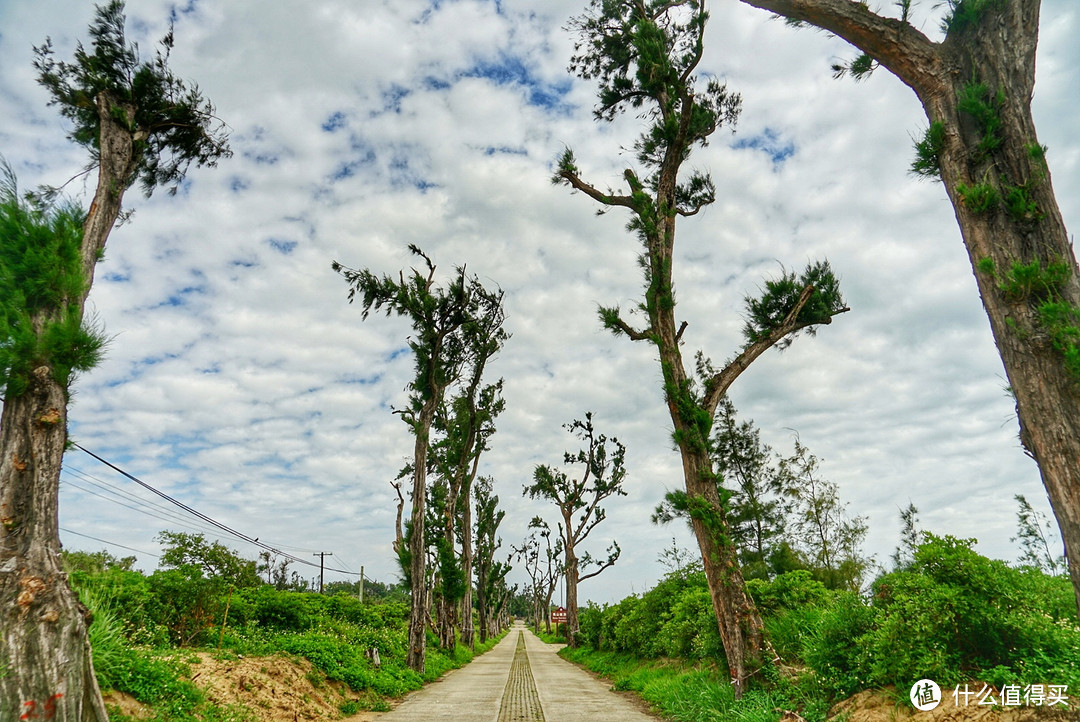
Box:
[1,0,1076,602]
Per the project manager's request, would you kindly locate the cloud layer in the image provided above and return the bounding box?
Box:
[0,0,1076,599]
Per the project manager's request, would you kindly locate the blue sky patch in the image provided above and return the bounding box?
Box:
[484,145,527,156]
[461,53,571,110]
[267,238,298,254]
[733,127,796,166]
[376,84,411,115]
[322,111,347,132]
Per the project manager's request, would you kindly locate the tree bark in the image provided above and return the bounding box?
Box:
[461,478,474,649]
[406,398,438,673]
[656,308,768,694]
[0,373,109,722]
[737,0,1080,614]
[561,512,580,646]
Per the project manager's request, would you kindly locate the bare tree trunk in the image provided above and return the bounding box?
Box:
[681,448,766,692]
[406,398,438,673]
[561,515,581,647]
[392,481,405,555]
[737,0,1080,614]
[461,484,474,649]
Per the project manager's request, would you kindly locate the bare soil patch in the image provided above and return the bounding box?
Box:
[103,652,385,721]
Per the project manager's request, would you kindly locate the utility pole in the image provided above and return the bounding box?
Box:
[359,565,364,603]
[313,551,333,593]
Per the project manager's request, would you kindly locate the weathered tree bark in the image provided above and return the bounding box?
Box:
[406,397,438,673]
[0,93,139,722]
[737,0,1080,613]
[561,512,580,645]
[459,454,485,649]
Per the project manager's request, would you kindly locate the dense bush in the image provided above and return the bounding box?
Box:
[65,550,503,719]
[572,535,1080,716]
[857,534,1080,689]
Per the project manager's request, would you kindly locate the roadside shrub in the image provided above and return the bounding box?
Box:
[578,602,604,648]
[657,584,724,660]
[243,586,313,632]
[747,570,829,613]
[801,591,876,698]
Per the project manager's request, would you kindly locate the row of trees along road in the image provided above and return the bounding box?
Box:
[332,245,510,673]
[515,516,564,635]
[524,413,628,645]
[0,2,231,718]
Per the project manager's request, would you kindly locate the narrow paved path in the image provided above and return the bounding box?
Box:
[376,622,660,721]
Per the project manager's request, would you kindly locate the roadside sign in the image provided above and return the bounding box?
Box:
[551,607,567,623]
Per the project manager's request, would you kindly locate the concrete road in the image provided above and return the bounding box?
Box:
[376,622,660,721]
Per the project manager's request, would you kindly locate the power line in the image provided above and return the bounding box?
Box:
[62,465,267,542]
[60,527,160,558]
[69,443,356,575]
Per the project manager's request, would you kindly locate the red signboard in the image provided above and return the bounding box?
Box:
[551,607,567,623]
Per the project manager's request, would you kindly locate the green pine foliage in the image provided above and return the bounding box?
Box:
[741,261,846,349]
[910,121,946,179]
[942,0,1008,35]
[33,0,231,196]
[0,165,106,397]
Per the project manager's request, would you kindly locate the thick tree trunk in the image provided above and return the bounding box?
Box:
[0,372,109,722]
[737,0,1080,614]
[561,513,581,647]
[681,446,767,692]
[933,4,1080,616]
[0,92,137,721]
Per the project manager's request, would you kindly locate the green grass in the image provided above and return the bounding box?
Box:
[559,648,809,722]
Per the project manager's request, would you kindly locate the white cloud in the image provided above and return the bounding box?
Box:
[0,0,1074,601]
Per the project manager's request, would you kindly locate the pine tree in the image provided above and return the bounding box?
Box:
[0,3,229,715]
[333,245,504,672]
[554,0,847,692]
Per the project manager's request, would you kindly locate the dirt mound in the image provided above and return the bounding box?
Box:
[831,687,1077,721]
[103,652,383,721]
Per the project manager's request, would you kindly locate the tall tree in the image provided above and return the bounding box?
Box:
[712,396,787,579]
[430,301,507,649]
[334,245,499,672]
[555,0,847,692]
[525,413,626,646]
[734,0,1080,615]
[0,3,229,716]
[891,502,923,570]
[778,435,871,590]
[473,475,510,643]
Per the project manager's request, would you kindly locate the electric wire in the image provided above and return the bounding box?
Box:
[60,527,160,558]
[61,467,252,540]
[61,477,223,538]
[64,463,326,554]
[70,443,357,575]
